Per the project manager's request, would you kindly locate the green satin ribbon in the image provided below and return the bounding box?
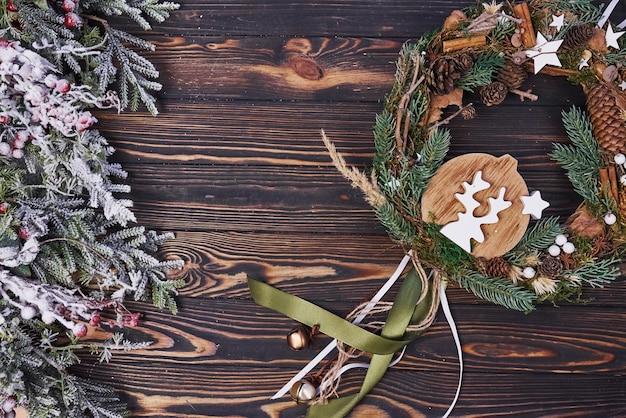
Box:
[248,268,433,417]
[248,277,413,354]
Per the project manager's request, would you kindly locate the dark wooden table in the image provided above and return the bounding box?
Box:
[74,1,626,417]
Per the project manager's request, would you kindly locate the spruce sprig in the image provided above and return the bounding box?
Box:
[456,51,505,92]
[530,0,603,24]
[565,258,621,288]
[511,216,563,253]
[455,269,538,312]
[551,107,603,206]
[372,110,397,169]
[374,202,417,244]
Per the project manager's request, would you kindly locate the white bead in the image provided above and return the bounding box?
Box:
[20,305,37,320]
[523,266,536,279]
[548,244,561,256]
[562,242,576,254]
[555,234,568,246]
[621,175,626,186]
[21,287,37,300]
[41,311,56,325]
[604,213,617,225]
[614,153,626,165]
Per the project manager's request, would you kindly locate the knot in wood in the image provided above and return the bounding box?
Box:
[286,54,324,81]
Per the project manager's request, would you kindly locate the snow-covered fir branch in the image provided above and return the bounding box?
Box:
[0,3,182,415]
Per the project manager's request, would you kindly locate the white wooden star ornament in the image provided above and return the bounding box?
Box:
[578,50,592,70]
[520,190,550,219]
[605,24,625,49]
[620,80,626,91]
[549,14,564,32]
[525,32,563,74]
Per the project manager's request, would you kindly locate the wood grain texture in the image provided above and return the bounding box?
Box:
[72,299,626,416]
[122,1,465,37]
[72,1,626,417]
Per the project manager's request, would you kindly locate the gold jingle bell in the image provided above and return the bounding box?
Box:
[290,379,318,404]
[286,324,311,350]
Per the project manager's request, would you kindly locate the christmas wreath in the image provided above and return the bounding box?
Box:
[0,1,182,417]
[248,0,626,416]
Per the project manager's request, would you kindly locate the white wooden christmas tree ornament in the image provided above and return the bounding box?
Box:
[421,153,530,258]
[439,171,512,253]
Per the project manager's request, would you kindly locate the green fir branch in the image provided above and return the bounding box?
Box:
[489,19,517,43]
[455,269,537,312]
[531,0,603,24]
[456,51,505,92]
[372,111,396,168]
[551,107,602,205]
[511,216,563,253]
[375,202,416,244]
[152,277,185,313]
[565,258,621,288]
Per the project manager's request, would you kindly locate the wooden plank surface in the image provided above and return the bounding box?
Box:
[76,1,626,417]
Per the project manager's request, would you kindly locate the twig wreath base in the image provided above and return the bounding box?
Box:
[249,1,626,417]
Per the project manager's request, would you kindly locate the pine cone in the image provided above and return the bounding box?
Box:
[496,59,527,90]
[461,104,476,120]
[563,23,594,49]
[456,52,474,73]
[426,55,470,96]
[480,81,508,106]
[537,257,563,279]
[477,256,511,278]
[586,82,626,155]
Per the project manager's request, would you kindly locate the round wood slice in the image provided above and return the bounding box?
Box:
[421,153,529,258]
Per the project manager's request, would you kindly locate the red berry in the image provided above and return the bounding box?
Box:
[89,311,101,327]
[63,12,81,29]
[61,0,75,12]
[0,203,8,214]
[6,1,17,12]
[72,322,88,338]
[18,226,29,239]
[55,78,71,93]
